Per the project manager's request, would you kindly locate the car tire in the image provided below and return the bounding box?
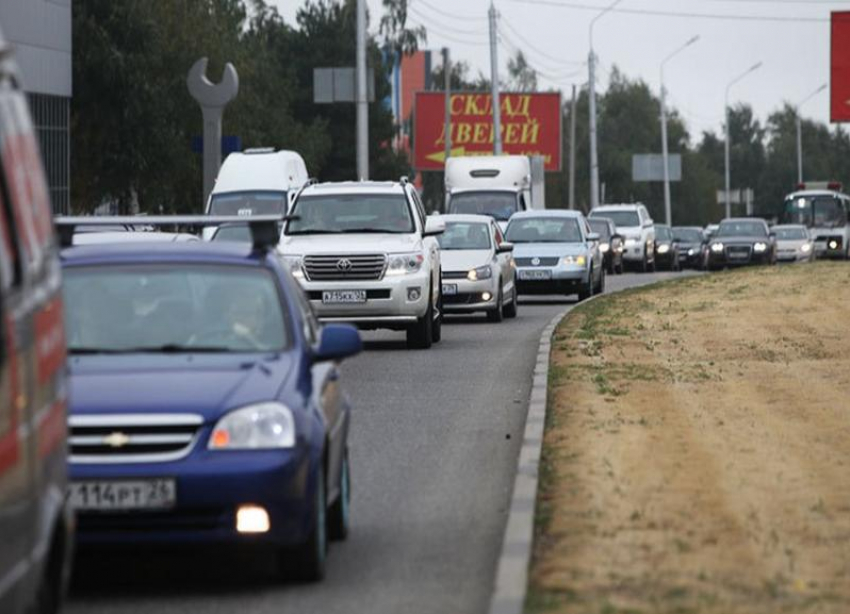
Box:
[33,524,67,614]
[487,285,504,323]
[597,267,605,294]
[577,268,594,301]
[503,283,518,319]
[431,287,442,343]
[282,468,327,583]
[616,258,624,275]
[641,252,649,273]
[407,291,434,349]
[328,450,350,541]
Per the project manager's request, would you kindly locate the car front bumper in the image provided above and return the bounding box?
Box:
[298,270,431,329]
[71,446,316,548]
[515,264,587,295]
[621,240,652,261]
[813,235,845,259]
[708,247,771,267]
[440,275,499,313]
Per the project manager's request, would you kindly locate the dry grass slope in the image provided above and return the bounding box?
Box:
[528,263,850,614]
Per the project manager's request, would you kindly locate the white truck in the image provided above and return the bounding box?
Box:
[444,155,545,230]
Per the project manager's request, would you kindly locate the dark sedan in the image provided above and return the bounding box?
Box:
[707,218,776,269]
[653,224,680,271]
[673,226,708,270]
[588,217,624,274]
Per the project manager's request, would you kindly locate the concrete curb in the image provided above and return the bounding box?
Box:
[488,293,606,614]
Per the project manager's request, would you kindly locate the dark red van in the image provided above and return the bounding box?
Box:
[0,25,72,614]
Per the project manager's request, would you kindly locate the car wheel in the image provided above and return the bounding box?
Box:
[577,268,594,301]
[503,283,518,319]
[407,291,434,349]
[282,468,327,583]
[487,285,504,323]
[597,267,606,294]
[616,257,624,275]
[328,450,350,541]
[431,286,442,343]
[34,524,67,614]
[641,252,649,273]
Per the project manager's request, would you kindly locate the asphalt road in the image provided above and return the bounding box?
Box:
[66,272,683,614]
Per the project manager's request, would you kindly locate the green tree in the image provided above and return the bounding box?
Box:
[507,51,537,92]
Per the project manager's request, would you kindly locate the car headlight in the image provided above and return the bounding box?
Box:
[599,242,610,253]
[386,252,425,276]
[657,244,670,254]
[801,243,812,253]
[710,242,724,253]
[828,240,839,250]
[753,242,767,253]
[281,255,305,279]
[209,402,296,450]
[688,249,695,256]
[467,265,492,281]
[563,255,587,266]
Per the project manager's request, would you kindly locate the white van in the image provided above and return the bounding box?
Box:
[444,156,544,230]
[205,147,308,218]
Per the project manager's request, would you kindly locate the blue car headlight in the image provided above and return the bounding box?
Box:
[209,402,296,450]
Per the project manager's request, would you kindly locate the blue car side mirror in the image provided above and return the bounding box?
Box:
[315,324,362,362]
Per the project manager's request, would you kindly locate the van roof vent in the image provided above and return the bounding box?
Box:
[470,169,500,178]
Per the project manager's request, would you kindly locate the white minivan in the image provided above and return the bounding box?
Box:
[203,148,308,237]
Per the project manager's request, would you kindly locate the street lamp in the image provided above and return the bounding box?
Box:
[660,35,699,226]
[795,83,828,184]
[588,0,623,209]
[724,61,762,219]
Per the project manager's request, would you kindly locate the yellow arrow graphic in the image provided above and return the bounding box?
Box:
[425,147,467,164]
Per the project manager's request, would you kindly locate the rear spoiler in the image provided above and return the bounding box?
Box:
[53,215,297,250]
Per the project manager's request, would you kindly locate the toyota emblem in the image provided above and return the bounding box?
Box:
[336,258,353,272]
[531,257,541,266]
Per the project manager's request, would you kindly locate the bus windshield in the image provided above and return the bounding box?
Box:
[783,195,848,229]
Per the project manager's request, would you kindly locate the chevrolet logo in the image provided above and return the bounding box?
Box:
[103,432,131,448]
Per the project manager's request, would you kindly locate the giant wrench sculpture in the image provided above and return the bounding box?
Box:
[187,58,239,206]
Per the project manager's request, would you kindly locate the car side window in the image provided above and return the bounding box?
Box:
[293,288,319,346]
[493,223,504,247]
[0,100,22,291]
[519,193,527,211]
[408,187,427,232]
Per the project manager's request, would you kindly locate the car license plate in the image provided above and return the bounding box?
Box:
[519,269,552,281]
[442,284,458,296]
[322,290,367,304]
[69,479,176,511]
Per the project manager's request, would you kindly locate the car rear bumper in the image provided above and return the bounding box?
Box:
[70,447,316,547]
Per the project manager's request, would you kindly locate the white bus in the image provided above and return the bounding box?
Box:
[782,182,850,260]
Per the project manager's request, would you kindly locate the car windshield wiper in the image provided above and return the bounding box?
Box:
[70,345,231,355]
[338,228,409,234]
[285,229,344,235]
[69,347,130,355]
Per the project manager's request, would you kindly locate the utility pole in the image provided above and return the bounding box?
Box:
[588,0,622,209]
[724,61,762,219]
[356,0,368,180]
[443,47,452,162]
[489,2,502,155]
[795,83,828,184]
[660,35,699,226]
[569,84,577,209]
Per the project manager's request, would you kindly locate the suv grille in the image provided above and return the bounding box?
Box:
[69,414,203,464]
[303,254,387,281]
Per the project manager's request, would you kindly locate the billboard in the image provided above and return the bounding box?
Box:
[414,92,562,171]
[832,12,850,122]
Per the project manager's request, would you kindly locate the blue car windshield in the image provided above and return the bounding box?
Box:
[506,217,583,243]
[63,265,290,354]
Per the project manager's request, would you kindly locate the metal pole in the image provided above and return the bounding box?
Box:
[796,114,803,184]
[723,61,762,219]
[489,2,502,155]
[794,83,828,185]
[444,47,452,161]
[569,84,577,209]
[587,0,622,209]
[660,35,699,227]
[588,50,599,208]
[356,0,368,180]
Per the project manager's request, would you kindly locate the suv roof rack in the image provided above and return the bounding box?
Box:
[243,147,276,154]
[54,215,294,251]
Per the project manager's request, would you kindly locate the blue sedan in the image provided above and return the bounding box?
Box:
[60,229,361,582]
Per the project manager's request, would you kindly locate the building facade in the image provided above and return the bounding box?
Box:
[0,0,72,214]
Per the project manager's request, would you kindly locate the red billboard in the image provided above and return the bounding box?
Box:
[832,12,850,122]
[414,92,562,171]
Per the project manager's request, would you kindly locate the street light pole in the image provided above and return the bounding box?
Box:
[355,0,368,180]
[489,2,502,155]
[660,35,699,226]
[588,0,622,209]
[795,83,828,184]
[724,61,762,219]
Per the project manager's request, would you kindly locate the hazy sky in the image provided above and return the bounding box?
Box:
[270,0,848,144]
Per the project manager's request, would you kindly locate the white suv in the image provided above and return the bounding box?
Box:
[280,180,445,349]
[589,204,656,272]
